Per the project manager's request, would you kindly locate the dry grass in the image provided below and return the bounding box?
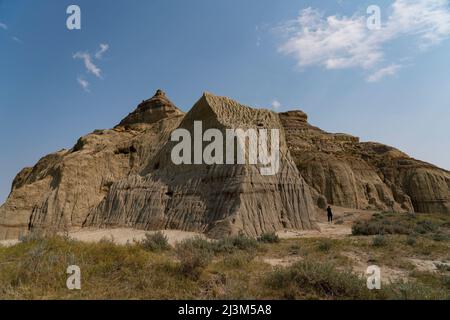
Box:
[0,212,449,300]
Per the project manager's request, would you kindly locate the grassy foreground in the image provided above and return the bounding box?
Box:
[0,212,449,300]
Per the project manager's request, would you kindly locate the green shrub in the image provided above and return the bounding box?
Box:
[386,280,449,300]
[317,240,332,252]
[257,232,280,243]
[140,232,170,251]
[372,235,387,247]
[19,230,46,243]
[406,236,417,246]
[222,251,256,268]
[265,259,370,299]
[417,220,439,233]
[175,237,213,279]
[213,233,259,253]
[431,233,447,242]
[442,276,450,290]
[229,233,259,251]
[352,219,409,236]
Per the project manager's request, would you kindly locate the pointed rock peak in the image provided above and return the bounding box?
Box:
[119,89,184,126]
[184,91,282,131]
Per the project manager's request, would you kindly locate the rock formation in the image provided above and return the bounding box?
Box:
[0,90,449,240]
[279,111,450,214]
[0,90,184,239]
[85,93,317,237]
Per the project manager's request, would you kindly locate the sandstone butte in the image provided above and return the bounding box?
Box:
[0,90,449,240]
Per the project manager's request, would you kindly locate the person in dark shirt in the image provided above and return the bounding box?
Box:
[327,206,333,223]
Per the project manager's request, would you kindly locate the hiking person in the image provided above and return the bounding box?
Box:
[327,206,333,223]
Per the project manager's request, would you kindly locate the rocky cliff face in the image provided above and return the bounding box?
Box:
[0,90,184,239]
[84,93,317,237]
[279,111,450,214]
[0,90,449,240]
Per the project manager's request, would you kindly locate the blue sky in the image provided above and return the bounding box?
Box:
[1,0,450,203]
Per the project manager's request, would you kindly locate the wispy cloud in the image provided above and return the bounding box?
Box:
[73,52,102,78]
[271,100,281,110]
[12,36,23,44]
[73,43,110,91]
[367,64,402,82]
[0,22,7,30]
[95,43,109,59]
[77,76,90,92]
[277,0,450,81]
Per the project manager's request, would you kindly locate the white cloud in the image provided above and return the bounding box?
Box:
[271,100,281,110]
[77,77,90,92]
[277,0,450,79]
[390,0,450,48]
[12,36,23,44]
[367,64,402,82]
[73,52,102,78]
[0,22,7,30]
[95,43,109,59]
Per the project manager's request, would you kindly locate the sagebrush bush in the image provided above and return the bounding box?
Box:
[317,240,332,252]
[352,220,409,236]
[265,259,370,299]
[222,251,256,268]
[257,232,280,243]
[140,232,170,251]
[175,237,213,279]
[212,233,260,253]
[406,236,417,246]
[372,235,387,247]
[228,233,259,251]
[386,280,449,300]
[432,233,446,242]
[18,230,46,243]
[416,220,439,233]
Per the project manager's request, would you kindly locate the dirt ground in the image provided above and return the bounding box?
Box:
[0,206,367,247]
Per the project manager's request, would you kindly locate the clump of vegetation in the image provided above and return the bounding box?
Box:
[227,233,260,251]
[352,219,409,236]
[352,212,449,239]
[257,232,280,244]
[372,235,387,247]
[317,239,333,252]
[265,259,370,299]
[19,230,47,243]
[221,251,256,268]
[213,233,260,253]
[431,233,448,242]
[435,263,450,272]
[140,232,170,252]
[175,237,213,279]
[415,220,439,234]
[442,276,450,290]
[385,280,449,300]
[405,236,417,246]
